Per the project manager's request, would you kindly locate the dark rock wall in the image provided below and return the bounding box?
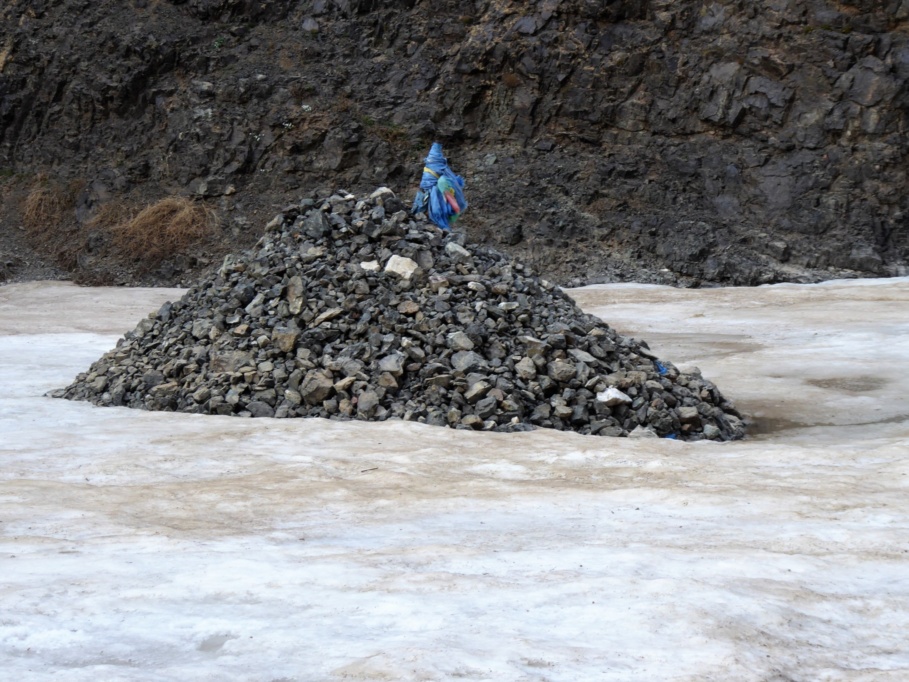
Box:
[1,0,907,285]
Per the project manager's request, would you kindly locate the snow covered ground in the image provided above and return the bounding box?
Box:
[1,279,907,681]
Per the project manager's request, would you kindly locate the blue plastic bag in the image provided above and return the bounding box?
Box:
[411,142,467,230]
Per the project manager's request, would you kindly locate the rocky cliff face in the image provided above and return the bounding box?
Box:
[1,0,907,286]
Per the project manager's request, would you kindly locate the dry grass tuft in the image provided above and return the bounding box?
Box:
[106,197,218,266]
[21,176,86,268]
[86,199,138,231]
[23,180,71,242]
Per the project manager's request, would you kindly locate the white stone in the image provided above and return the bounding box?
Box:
[596,386,632,407]
[445,242,472,261]
[359,260,380,272]
[369,187,396,200]
[628,425,659,439]
[384,255,419,280]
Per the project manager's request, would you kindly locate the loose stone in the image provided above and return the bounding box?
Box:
[57,188,744,441]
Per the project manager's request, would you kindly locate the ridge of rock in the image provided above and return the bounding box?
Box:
[2,2,907,287]
[58,189,746,441]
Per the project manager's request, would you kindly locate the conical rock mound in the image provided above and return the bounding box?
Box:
[58,188,745,441]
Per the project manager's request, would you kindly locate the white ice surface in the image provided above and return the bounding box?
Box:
[1,279,908,681]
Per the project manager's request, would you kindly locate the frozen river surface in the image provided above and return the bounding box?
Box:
[1,279,908,681]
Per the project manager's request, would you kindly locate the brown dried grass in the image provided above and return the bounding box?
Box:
[86,199,137,230]
[21,177,86,269]
[22,177,77,246]
[105,196,218,266]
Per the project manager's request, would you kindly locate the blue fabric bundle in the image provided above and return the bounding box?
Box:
[411,142,467,230]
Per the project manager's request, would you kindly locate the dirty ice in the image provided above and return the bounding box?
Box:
[1,279,907,681]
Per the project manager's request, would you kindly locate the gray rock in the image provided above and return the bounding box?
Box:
[568,348,597,364]
[465,380,491,403]
[703,424,721,439]
[767,240,790,262]
[474,395,498,419]
[451,351,488,373]
[377,372,398,388]
[445,242,472,262]
[547,360,576,383]
[531,403,551,421]
[302,210,330,238]
[519,336,548,357]
[300,370,334,405]
[210,350,254,373]
[378,353,406,377]
[286,275,306,314]
[356,389,380,416]
[272,327,299,353]
[460,414,484,429]
[313,308,343,326]
[191,319,212,340]
[677,406,702,426]
[247,401,275,418]
[447,331,475,351]
[553,404,573,420]
[515,357,537,380]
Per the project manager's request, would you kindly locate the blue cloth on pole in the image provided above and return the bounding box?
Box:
[411,142,467,230]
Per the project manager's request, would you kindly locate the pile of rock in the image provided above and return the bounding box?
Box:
[58,188,745,440]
